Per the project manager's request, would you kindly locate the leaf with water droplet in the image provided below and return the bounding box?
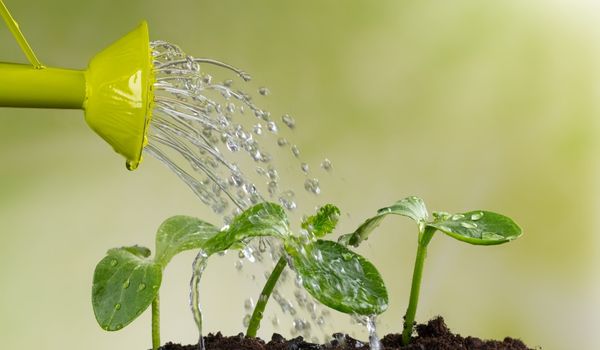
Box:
[301,204,341,238]
[287,240,388,315]
[155,215,220,266]
[202,202,290,254]
[342,196,428,247]
[92,247,162,331]
[427,210,521,245]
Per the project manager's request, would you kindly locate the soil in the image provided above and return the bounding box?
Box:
[158,317,534,350]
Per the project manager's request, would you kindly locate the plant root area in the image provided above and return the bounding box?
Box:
[158,317,533,350]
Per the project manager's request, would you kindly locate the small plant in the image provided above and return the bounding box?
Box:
[92,202,388,350]
[339,196,522,345]
[92,216,221,349]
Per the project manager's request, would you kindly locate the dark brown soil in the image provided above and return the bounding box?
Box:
[158,317,535,350]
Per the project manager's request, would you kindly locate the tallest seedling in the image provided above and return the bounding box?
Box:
[340,196,522,345]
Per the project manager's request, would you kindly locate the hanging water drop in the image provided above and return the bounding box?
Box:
[258,87,270,96]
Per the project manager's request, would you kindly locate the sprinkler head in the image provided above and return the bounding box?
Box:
[85,21,154,170]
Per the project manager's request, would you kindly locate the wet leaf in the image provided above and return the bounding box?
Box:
[288,240,388,315]
[343,196,428,246]
[92,247,162,331]
[155,215,220,266]
[301,204,341,237]
[203,202,290,254]
[377,196,429,223]
[427,211,522,245]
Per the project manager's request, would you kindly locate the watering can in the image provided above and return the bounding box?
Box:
[0,0,154,170]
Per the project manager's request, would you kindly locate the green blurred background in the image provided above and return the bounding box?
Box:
[1,1,599,349]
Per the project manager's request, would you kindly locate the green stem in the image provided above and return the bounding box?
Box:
[402,226,435,345]
[152,294,160,350]
[246,256,287,337]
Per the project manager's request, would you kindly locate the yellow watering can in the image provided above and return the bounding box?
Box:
[0,0,154,170]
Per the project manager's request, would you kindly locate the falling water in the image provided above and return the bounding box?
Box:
[147,41,337,349]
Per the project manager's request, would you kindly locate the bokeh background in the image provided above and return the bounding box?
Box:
[1,1,599,349]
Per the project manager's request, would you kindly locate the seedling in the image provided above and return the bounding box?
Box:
[245,204,388,337]
[339,196,522,345]
[92,216,221,349]
[92,202,388,350]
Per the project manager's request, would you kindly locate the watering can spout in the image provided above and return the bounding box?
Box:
[0,20,154,170]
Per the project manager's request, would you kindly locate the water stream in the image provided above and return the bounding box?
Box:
[146,41,377,349]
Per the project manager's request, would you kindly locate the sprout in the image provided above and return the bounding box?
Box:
[339,196,522,345]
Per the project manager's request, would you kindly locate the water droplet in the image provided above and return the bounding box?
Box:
[304,178,321,195]
[471,212,484,220]
[253,124,263,135]
[281,114,296,129]
[321,158,332,171]
[301,163,309,174]
[460,222,477,229]
[291,145,301,158]
[202,74,212,84]
[451,214,465,221]
[272,315,280,327]
[277,137,288,147]
[235,260,243,271]
[123,280,130,289]
[224,79,233,87]
[482,232,505,240]
[278,190,297,210]
[267,121,278,133]
[137,283,146,292]
[258,87,270,96]
[115,303,121,310]
[244,298,254,310]
[243,314,251,327]
[259,239,267,253]
[110,259,118,267]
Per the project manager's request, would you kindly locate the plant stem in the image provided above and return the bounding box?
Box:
[402,226,435,345]
[246,256,287,337]
[152,294,160,350]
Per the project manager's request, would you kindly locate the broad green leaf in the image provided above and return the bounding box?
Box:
[301,204,341,237]
[92,247,162,331]
[288,240,388,315]
[342,196,429,247]
[203,202,289,254]
[427,211,522,245]
[155,215,220,266]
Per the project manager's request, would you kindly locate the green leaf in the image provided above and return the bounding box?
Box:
[203,202,289,254]
[92,247,162,331]
[301,204,341,237]
[342,196,428,247]
[377,196,429,223]
[340,215,386,247]
[155,215,220,266]
[427,210,522,245]
[288,239,388,315]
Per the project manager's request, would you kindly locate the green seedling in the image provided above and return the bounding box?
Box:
[93,202,388,349]
[339,196,522,345]
[245,204,388,337]
[92,216,221,350]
